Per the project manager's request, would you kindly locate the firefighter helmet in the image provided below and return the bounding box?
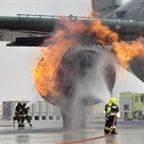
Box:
[109,97,116,104]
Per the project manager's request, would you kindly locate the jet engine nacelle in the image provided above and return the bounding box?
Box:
[36,44,116,129]
[41,44,116,106]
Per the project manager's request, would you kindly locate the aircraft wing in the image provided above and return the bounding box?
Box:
[0,15,57,46]
[0,14,144,47]
[0,29,51,46]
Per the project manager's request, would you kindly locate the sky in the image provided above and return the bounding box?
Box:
[0,0,130,17]
[0,0,138,104]
[0,0,92,17]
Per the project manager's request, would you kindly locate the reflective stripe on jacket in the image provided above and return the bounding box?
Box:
[105,102,119,117]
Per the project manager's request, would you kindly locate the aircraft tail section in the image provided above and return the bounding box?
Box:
[92,0,122,17]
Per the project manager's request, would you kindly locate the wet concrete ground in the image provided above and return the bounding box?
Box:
[0,119,144,144]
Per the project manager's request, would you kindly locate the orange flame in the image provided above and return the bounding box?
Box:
[113,40,144,68]
[32,19,90,97]
[32,30,74,96]
[32,17,144,97]
[89,20,118,44]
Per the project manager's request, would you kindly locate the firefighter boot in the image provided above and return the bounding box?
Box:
[111,128,118,135]
[29,123,32,127]
[104,129,110,135]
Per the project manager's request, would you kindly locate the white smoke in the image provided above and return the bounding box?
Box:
[67,47,112,129]
[26,95,44,108]
[75,49,112,104]
[75,67,111,104]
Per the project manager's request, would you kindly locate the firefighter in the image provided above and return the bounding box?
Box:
[20,102,32,127]
[18,101,26,127]
[15,101,23,127]
[104,97,119,135]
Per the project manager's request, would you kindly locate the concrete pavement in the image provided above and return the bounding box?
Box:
[0,119,144,144]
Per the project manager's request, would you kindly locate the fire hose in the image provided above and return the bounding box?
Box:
[55,114,117,144]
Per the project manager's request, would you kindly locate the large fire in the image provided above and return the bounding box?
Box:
[113,40,144,68]
[32,17,144,97]
[32,30,74,96]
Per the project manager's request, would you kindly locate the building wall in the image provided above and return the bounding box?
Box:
[2,101,105,122]
[2,101,62,121]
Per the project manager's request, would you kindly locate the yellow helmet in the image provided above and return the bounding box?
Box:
[109,98,116,104]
